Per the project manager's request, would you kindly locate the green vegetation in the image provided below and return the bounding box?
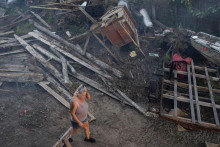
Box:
[68,24,87,36]
[44,12,56,24]
[15,22,34,35]
[170,0,220,18]
[164,54,171,62]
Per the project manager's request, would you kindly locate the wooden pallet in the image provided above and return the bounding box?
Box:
[160,60,220,131]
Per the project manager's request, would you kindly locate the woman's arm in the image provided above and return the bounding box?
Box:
[86,91,91,100]
[70,101,84,128]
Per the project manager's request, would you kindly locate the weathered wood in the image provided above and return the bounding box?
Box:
[93,33,118,62]
[0,16,31,30]
[0,49,26,56]
[30,11,51,29]
[0,39,36,48]
[83,36,90,55]
[164,79,220,94]
[187,65,196,123]
[50,47,72,85]
[69,73,132,107]
[53,127,73,147]
[153,19,167,29]
[0,34,31,45]
[30,21,123,78]
[32,44,76,73]
[29,31,112,79]
[162,94,220,109]
[205,67,219,126]
[0,72,44,83]
[191,60,202,124]
[164,68,219,81]
[30,6,71,11]
[0,64,28,72]
[0,31,14,36]
[14,34,66,86]
[69,31,90,41]
[78,6,97,24]
[174,71,178,117]
[116,89,150,117]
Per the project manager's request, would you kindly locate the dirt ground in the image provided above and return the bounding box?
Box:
[0,82,220,147]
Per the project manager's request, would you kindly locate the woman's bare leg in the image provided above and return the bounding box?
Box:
[83,121,90,139]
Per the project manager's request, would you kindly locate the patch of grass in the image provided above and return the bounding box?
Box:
[68,24,87,36]
[172,133,182,139]
[15,22,34,35]
[44,12,56,24]
[164,54,171,62]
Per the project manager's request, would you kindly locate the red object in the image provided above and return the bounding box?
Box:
[203,47,207,51]
[24,110,27,113]
[169,54,192,79]
[19,113,23,116]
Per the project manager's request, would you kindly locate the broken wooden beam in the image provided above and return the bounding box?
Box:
[0,49,26,56]
[50,47,72,85]
[14,34,67,86]
[53,127,73,147]
[30,21,123,78]
[0,72,44,83]
[78,6,97,24]
[32,44,76,74]
[29,31,112,79]
[0,31,14,36]
[30,11,51,29]
[83,36,90,55]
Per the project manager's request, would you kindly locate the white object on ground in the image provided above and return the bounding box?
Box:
[139,9,153,28]
[66,31,71,37]
[81,1,87,7]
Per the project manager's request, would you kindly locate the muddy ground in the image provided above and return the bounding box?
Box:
[0,82,220,147]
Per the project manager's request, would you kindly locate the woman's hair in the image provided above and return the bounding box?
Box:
[74,84,87,96]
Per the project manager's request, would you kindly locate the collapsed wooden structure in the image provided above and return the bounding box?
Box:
[161,60,220,131]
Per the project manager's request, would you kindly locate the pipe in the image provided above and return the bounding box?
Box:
[139,8,153,28]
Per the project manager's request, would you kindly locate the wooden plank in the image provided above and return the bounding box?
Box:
[0,49,26,56]
[93,33,118,62]
[116,89,148,117]
[0,31,14,36]
[191,60,202,124]
[30,11,51,29]
[162,94,220,109]
[187,65,196,123]
[69,31,89,41]
[31,21,123,78]
[14,34,66,86]
[29,31,112,80]
[164,68,219,82]
[164,79,220,94]
[32,44,76,73]
[39,82,70,108]
[83,36,90,55]
[205,67,220,126]
[50,47,72,85]
[0,34,31,45]
[53,127,73,147]
[0,72,44,83]
[78,7,97,24]
[174,71,178,117]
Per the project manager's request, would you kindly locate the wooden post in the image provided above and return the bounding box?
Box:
[174,71,178,117]
[78,7,97,24]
